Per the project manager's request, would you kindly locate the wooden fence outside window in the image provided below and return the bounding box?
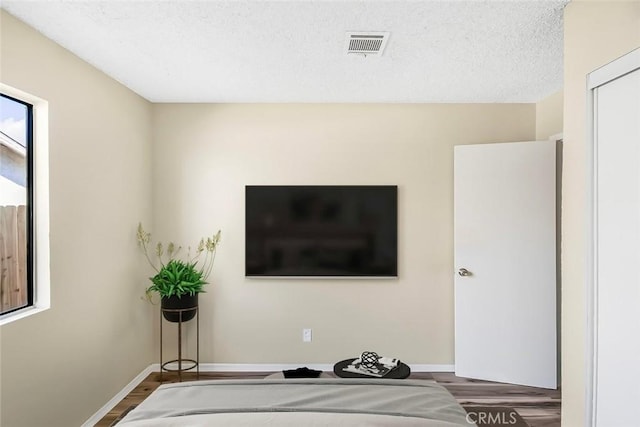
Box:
[0,205,27,313]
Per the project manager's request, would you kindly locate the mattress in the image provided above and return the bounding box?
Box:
[118,378,473,426]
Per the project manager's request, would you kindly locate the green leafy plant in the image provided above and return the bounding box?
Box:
[136,223,221,300]
[146,259,206,298]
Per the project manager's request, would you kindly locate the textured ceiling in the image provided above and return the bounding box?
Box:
[1,0,569,103]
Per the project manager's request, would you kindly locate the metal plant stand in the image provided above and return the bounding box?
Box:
[160,305,199,382]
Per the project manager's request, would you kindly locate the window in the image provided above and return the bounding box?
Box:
[0,94,32,315]
[0,84,49,324]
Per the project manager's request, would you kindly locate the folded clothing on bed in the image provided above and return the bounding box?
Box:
[283,367,323,378]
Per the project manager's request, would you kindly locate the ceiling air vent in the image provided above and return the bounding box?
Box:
[345,32,389,57]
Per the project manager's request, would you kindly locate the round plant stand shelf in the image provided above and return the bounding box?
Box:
[160,306,199,382]
[161,358,198,372]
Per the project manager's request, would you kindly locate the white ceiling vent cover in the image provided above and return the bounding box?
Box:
[345,32,389,57]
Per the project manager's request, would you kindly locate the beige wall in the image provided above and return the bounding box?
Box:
[8,1,624,422]
[0,11,154,427]
[152,103,535,365]
[562,2,640,426]
[536,90,563,140]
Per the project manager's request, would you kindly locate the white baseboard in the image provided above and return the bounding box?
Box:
[410,364,454,372]
[84,362,455,425]
[81,365,154,427]
[154,362,334,372]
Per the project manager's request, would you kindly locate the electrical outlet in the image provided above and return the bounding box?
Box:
[302,328,312,342]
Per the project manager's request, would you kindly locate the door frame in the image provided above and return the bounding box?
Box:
[585,47,640,427]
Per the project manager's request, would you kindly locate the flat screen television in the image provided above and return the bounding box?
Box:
[245,185,397,277]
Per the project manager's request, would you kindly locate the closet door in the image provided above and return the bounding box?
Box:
[589,48,640,426]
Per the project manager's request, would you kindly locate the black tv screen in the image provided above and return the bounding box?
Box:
[245,185,398,277]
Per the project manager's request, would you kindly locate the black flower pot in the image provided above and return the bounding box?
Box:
[161,294,198,323]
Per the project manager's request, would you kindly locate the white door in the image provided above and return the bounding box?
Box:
[454,141,557,389]
[588,48,640,427]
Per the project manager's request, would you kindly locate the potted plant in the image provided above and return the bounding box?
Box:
[137,223,221,322]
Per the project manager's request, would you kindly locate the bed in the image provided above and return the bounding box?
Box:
[117,378,473,426]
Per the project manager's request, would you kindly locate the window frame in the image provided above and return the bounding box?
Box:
[0,83,50,325]
[1,93,34,315]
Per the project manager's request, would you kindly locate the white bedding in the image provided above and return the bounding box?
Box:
[118,378,473,427]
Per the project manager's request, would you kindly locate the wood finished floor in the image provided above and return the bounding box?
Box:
[95,371,560,427]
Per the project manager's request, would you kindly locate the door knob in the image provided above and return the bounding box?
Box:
[458,268,472,277]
